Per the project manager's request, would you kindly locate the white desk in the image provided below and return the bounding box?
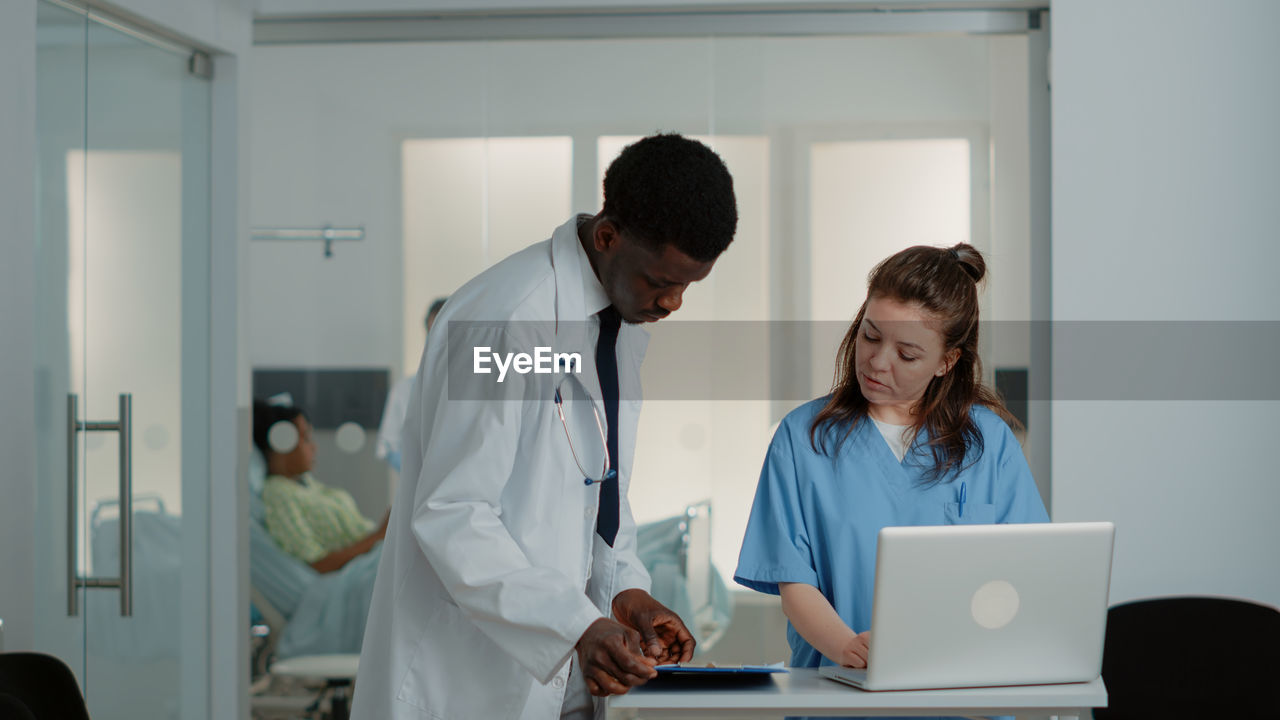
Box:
[609,668,1106,719]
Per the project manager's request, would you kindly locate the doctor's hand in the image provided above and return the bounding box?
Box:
[575,617,659,696]
[612,589,696,665]
[840,631,871,669]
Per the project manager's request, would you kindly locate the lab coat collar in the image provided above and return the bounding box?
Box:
[551,214,649,414]
[551,216,604,416]
[574,214,612,318]
[551,214,610,337]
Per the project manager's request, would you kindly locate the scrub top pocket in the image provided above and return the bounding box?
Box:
[944,501,995,525]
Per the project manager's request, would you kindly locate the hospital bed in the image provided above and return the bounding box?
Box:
[248,450,370,720]
[250,442,728,657]
[246,445,729,716]
[248,450,379,661]
[84,497,183,720]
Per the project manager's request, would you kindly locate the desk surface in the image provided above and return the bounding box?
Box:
[610,668,1107,718]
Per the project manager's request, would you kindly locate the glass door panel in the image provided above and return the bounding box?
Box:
[34,0,89,679]
[35,3,213,719]
[80,17,212,720]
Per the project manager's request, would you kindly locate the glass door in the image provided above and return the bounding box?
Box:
[33,0,89,685]
[34,2,213,719]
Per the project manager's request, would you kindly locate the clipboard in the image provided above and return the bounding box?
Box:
[648,663,788,687]
[654,663,788,676]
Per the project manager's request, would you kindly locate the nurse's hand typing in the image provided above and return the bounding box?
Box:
[781,582,870,668]
[841,631,871,669]
[575,618,658,697]
[612,588,697,664]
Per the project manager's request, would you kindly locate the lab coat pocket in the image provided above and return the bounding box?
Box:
[396,600,526,719]
[944,501,996,525]
[588,539,618,611]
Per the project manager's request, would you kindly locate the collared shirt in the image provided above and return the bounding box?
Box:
[574,213,612,318]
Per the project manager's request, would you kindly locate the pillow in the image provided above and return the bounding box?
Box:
[248,448,268,525]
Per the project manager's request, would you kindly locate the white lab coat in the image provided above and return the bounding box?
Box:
[353,216,652,720]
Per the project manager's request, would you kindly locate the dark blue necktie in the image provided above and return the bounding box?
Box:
[595,306,621,546]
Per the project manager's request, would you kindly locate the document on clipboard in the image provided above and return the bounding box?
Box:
[653,662,788,677]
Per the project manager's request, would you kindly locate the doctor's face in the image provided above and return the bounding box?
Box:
[599,229,715,324]
[853,295,959,422]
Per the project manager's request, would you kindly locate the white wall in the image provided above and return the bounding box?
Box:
[249,34,1018,576]
[250,0,1280,617]
[988,36,1032,329]
[1051,0,1280,606]
[249,33,994,368]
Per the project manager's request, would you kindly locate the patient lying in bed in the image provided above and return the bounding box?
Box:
[250,400,730,660]
[253,400,388,573]
[250,400,386,658]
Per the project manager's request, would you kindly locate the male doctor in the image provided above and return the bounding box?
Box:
[353,134,739,720]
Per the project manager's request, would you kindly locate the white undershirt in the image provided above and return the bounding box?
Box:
[871,416,912,462]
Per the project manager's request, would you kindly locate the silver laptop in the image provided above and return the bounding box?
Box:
[820,521,1115,691]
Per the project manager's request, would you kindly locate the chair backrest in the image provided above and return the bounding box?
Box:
[1095,595,1280,719]
[0,694,38,720]
[0,653,90,720]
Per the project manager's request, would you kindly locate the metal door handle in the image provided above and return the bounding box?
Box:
[66,393,133,617]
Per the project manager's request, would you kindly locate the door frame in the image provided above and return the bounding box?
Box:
[0,1,248,718]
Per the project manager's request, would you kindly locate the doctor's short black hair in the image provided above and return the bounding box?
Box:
[602,133,737,263]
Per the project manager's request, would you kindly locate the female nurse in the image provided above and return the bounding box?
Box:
[735,243,1048,718]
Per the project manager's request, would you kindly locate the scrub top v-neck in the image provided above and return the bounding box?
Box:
[734,396,1049,670]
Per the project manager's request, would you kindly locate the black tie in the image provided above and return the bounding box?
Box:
[595,306,621,546]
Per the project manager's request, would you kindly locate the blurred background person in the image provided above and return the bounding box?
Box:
[376,296,448,472]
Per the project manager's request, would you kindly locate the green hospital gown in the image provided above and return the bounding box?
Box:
[262,473,374,564]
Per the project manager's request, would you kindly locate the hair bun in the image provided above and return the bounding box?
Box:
[948,243,986,283]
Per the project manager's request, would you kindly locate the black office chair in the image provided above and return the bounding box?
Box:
[0,653,90,720]
[0,696,37,720]
[1095,596,1280,719]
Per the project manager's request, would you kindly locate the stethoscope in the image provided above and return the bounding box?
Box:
[552,373,616,487]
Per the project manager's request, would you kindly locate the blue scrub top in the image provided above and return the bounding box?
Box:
[735,397,1050,671]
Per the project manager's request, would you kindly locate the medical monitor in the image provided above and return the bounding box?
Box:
[680,501,727,648]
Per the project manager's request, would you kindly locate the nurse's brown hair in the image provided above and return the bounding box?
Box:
[808,243,1019,484]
